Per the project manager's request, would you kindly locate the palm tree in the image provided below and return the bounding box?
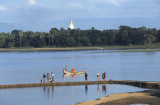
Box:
[19,31,23,47]
[47,33,51,46]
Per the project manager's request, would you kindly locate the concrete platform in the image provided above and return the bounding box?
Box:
[0,80,160,89]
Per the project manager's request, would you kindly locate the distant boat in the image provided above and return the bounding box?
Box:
[62,68,87,75]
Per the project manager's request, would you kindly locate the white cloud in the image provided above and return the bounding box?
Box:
[0,6,5,11]
[28,0,36,5]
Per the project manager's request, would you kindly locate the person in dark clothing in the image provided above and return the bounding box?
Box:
[43,74,46,83]
[85,72,88,81]
[49,78,53,82]
[102,73,104,80]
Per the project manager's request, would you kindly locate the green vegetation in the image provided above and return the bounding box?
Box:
[144,34,156,49]
[0,26,160,49]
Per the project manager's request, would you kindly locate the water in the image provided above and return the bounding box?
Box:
[0,84,147,105]
[0,50,160,84]
[0,50,159,105]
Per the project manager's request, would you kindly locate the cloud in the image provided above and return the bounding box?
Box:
[28,0,36,5]
[0,0,160,25]
[0,6,5,11]
[106,0,120,6]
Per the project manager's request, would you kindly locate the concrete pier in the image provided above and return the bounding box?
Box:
[0,80,160,89]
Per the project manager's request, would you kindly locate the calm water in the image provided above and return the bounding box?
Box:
[0,50,160,84]
[0,50,159,105]
[0,84,147,105]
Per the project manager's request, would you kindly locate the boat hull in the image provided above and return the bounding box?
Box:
[63,68,87,75]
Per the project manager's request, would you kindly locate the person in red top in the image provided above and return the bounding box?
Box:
[104,72,106,80]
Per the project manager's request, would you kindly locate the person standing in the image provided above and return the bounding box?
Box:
[47,73,50,82]
[104,72,106,80]
[43,74,46,83]
[97,72,100,81]
[51,72,54,82]
[49,78,53,82]
[65,66,67,71]
[41,77,42,83]
[85,72,88,81]
[102,73,104,80]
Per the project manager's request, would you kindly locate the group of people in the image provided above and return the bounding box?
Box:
[97,72,107,81]
[42,72,54,83]
[84,72,107,81]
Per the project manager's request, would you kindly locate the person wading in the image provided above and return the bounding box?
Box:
[47,73,50,82]
[85,72,88,81]
[65,66,67,71]
[97,72,100,81]
[104,72,107,80]
[43,74,46,83]
[51,72,54,82]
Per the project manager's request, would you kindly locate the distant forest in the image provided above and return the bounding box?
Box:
[0,26,160,48]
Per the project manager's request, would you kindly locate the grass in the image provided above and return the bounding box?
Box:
[0,47,102,52]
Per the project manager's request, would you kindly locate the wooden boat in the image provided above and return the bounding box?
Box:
[62,68,87,75]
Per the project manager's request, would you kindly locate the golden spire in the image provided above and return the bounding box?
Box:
[69,19,74,29]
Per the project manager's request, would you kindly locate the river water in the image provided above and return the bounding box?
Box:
[0,84,147,105]
[0,50,160,84]
[0,50,159,105]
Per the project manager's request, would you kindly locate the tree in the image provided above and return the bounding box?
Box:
[49,28,58,45]
[0,34,6,48]
[118,26,131,45]
[47,33,51,46]
[157,30,160,42]
[11,30,21,47]
[7,42,15,48]
[81,36,91,46]
[144,34,156,49]
[66,37,76,47]
[19,31,23,47]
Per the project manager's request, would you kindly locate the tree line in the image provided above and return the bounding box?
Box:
[0,26,160,48]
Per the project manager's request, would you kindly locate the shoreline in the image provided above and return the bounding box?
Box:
[0,46,159,52]
[0,45,147,52]
[75,90,160,105]
[0,47,102,52]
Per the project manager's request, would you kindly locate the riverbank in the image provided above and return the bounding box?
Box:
[0,45,146,52]
[0,47,101,52]
[75,90,160,105]
[108,48,160,52]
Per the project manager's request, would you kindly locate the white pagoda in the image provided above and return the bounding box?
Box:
[69,19,74,29]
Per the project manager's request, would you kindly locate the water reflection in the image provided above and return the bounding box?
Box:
[85,84,88,95]
[63,74,76,79]
[63,74,84,79]
[97,85,100,95]
[0,84,146,105]
[102,85,107,96]
[43,86,54,100]
[42,84,108,100]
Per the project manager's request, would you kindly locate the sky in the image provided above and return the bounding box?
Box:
[0,0,160,31]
